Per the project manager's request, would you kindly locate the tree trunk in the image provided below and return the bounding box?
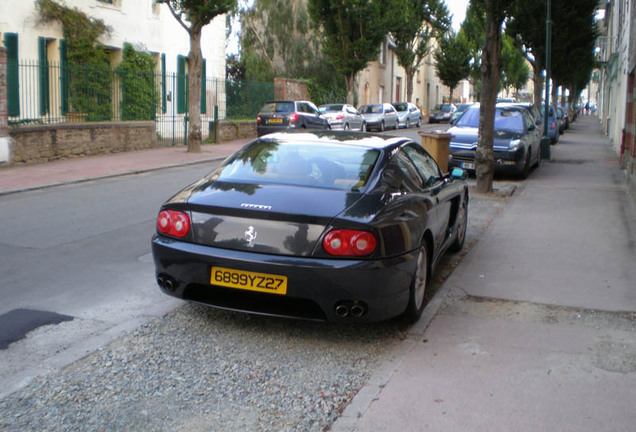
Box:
[449,87,455,105]
[405,66,414,103]
[475,7,503,194]
[532,64,542,113]
[345,73,356,105]
[187,30,202,153]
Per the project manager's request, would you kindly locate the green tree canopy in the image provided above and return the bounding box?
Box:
[308,0,392,104]
[434,32,471,103]
[236,0,344,103]
[390,0,451,103]
[500,34,529,94]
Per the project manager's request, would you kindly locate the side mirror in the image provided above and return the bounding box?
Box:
[450,168,468,180]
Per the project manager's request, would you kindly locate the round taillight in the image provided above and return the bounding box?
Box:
[323,229,377,256]
[336,113,345,120]
[157,210,191,238]
[289,112,299,123]
[257,115,262,124]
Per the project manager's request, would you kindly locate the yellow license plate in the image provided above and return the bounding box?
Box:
[268,118,282,124]
[211,266,287,295]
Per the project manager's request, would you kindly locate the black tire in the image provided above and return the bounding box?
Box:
[406,119,411,129]
[379,121,385,132]
[402,243,429,324]
[416,117,421,128]
[519,150,531,179]
[361,122,367,132]
[534,148,541,168]
[449,197,468,253]
[344,123,349,131]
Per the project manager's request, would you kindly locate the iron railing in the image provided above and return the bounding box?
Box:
[6,60,276,146]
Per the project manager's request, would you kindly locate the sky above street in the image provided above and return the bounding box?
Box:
[448,0,469,31]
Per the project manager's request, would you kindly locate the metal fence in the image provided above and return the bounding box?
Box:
[6,60,276,146]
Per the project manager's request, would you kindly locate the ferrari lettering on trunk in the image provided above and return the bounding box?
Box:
[240,203,272,210]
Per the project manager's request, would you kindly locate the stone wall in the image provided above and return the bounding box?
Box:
[216,120,257,142]
[274,78,309,101]
[8,121,156,166]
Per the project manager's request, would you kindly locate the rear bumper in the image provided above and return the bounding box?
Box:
[257,124,296,136]
[152,236,415,323]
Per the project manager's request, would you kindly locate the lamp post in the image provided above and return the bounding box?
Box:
[541,0,552,159]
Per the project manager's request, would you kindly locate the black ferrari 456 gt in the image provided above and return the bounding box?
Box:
[152,131,469,323]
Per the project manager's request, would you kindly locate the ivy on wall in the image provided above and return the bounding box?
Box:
[116,43,158,121]
[37,0,112,120]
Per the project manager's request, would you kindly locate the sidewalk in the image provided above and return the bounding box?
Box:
[0,139,252,196]
[332,115,636,432]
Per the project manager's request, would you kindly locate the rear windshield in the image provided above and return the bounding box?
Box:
[393,103,408,112]
[435,104,453,112]
[319,104,343,113]
[261,102,295,113]
[212,140,380,191]
[360,105,382,114]
[541,106,555,117]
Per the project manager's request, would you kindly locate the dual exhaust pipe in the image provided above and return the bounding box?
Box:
[157,275,178,292]
[335,301,367,318]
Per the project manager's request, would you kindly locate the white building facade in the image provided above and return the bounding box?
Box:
[0,0,227,143]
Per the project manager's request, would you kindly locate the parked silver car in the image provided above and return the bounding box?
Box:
[318,104,366,131]
[392,102,422,128]
[358,103,399,132]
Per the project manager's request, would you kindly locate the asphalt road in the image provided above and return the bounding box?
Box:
[0,162,220,397]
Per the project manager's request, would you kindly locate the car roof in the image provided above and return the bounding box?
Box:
[257,130,412,150]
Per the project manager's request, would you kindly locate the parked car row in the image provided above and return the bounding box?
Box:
[256,100,424,137]
[446,99,580,179]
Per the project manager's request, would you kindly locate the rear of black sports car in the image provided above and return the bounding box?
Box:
[152,182,418,323]
[152,132,468,323]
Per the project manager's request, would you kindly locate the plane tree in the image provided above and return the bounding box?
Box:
[308,0,392,105]
[434,32,472,104]
[159,0,235,153]
[390,0,451,103]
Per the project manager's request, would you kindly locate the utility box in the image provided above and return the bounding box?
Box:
[419,131,454,173]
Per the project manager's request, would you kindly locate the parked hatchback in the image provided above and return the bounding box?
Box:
[448,104,542,178]
[318,103,366,131]
[392,102,422,128]
[358,103,399,132]
[257,100,330,137]
[428,103,456,123]
[541,104,560,144]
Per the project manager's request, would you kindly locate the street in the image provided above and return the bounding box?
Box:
[0,163,214,397]
[1,117,634,432]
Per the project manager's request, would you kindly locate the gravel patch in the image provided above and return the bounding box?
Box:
[1,305,406,432]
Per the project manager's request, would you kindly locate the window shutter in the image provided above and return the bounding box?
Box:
[161,53,166,114]
[177,55,187,114]
[38,37,50,115]
[4,33,20,117]
[200,59,206,114]
[60,40,69,114]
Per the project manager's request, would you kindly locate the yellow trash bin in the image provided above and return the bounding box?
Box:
[418,131,454,173]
